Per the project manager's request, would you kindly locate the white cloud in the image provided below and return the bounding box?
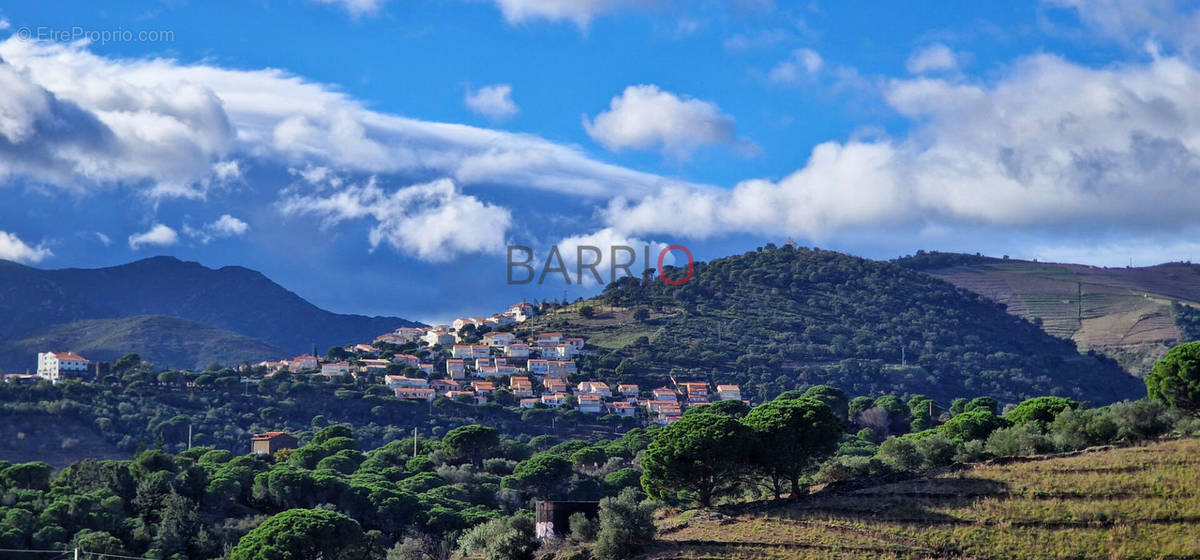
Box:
[489,0,662,27]
[601,52,1200,244]
[0,231,52,263]
[768,48,824,82]
[464,84,519,121]
[583,84,752,159]
[907,43,958,74]
[0,19,10,31]
[95,232,112,246]
[279,177,512,261]
[723,28,793,51]
[309,0,387,16]
[209,214,249,237]
[1046,0,1200,56]
[548,227,670,286]
[0,38,697,203]
[128,224,179,250]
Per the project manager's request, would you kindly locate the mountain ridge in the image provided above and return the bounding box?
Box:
[0,256,421,362]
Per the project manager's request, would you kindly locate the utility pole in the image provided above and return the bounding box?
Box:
[901,346,906,366]
[188,423,193,451]
[75,548,80,560]
[413,427,418,458]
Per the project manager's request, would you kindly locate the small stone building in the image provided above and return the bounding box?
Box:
[251,431,298,455]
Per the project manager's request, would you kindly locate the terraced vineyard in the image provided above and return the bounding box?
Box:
[900,254,1200,376]
[645,437,1200,559]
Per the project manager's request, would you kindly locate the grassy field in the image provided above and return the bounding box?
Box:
[523,303,680,350]
[644,437,1200,559]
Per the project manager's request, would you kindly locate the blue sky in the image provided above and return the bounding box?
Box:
[2,0,1200,323]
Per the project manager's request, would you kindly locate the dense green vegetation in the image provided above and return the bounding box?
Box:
[568,245,1139,404]
[0,419,658,558]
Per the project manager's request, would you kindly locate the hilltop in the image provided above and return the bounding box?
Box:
[895,252,1200,376]
[0,315,286,371]
[526,245,1142,404]
[0,256,420,367]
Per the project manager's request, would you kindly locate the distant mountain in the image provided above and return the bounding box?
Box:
[0,315,286,371]
[895,252,1200,376]
[527,246,1142,405]
[0,256,420,362]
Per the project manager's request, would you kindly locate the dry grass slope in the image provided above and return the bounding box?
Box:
[645,437,1200,559]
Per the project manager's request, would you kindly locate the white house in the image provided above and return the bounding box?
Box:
[320,362,350,376]
[508,302,536,322]
[542,344,576,360]
[423,330,456,347]
[446,359,466,379]
[36,352,89,382]
[483,332,516,346]
[385,375,429,389]
[392,353,421,367]
[578,395,603,414]
[576,381,612,398]
[505,343,530,358]
[716,384,743,401]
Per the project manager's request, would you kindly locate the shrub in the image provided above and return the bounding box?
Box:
[454,512,537,560]
[814,456,889,484]
[1047,407,1118,451]
[985,423,1053,457]
[916,433,957,468]
[938,410,1009,442]
[1103,399,1174,442]
[877,437,922,471]
[953,439,987,463]
[594,488,655,560]
[568,512,596,542]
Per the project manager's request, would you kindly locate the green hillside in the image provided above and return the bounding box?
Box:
[896,252,1200,376]
[0,315,286,371]
[528,245,1141,405]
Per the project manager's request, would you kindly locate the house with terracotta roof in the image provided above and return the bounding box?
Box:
[651,387,677,402]
[374,333,409,345]
[680,382,710,404]
[446,359,466,380]
[543,377,567,394]
[36,351,90,382]
[519,398,539,409]
[471,381,496,395]
[578,394,603,414]
[392,353,420,367]
[353,344,379,355]
[607,401,636,417]
[618,384,639,397]
[290,355,320,371]
[430,379,460,394]
[508,302,536,322]
[527,359,549,375]
[535,332,563,346]
[510,376,534,397]
[418,363,434,374]
[395,387,436,402]
[541,393,567,408]
[446,390,483,404]
[566,337,585,351]
[504,343,530,358]
[251,432,298,455]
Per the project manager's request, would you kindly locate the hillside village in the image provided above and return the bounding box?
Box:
[11,301,742,427]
